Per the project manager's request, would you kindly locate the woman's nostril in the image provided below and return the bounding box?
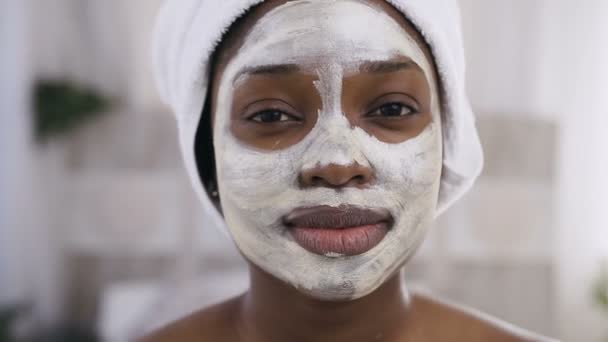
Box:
[311,176,324,185]
[353,174,366,183]
[299,163,374,189]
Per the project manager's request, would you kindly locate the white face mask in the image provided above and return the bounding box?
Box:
[212,0,442,300]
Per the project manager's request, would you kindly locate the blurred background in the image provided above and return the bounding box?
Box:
[1,0,607,341]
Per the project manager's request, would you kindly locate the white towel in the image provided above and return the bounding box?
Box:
[152,0,483,227]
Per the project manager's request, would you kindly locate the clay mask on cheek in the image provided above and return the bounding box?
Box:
[212,0,443,300]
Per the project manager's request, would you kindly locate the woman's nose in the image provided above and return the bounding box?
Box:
[299,163,374,189]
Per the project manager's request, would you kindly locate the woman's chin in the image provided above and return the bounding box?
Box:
[293,282,377,302]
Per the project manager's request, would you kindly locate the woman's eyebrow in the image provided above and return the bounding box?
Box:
[231,59,423,85]
[233,63,300,84]
[359,59,423,74]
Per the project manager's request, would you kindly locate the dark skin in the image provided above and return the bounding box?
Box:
[143,1,543,341]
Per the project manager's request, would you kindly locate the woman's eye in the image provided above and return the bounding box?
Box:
[249,110,294,123]
[370,103,416,118]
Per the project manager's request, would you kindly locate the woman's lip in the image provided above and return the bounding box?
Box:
[290,223,389,257]
[283,205,392,229]
[283,206,393,256]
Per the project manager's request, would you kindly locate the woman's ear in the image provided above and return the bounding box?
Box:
[207,178,223,213]
[195,92,221,212]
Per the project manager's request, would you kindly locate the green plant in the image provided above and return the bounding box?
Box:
[594,262,608,312]
[0,306,19,342]
[34,80,111,141]
[31,324,99,342]
[594,262,608,342]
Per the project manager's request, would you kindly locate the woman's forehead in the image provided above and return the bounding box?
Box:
[214,0,435,77]
[235,1,427,75]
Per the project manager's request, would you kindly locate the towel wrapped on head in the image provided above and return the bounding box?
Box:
[152,0,483,227]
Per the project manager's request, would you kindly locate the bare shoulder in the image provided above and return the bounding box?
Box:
[410,292,560,342]
[138,295,243,342]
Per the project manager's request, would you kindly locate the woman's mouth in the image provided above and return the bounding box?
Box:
[283,205,393,257]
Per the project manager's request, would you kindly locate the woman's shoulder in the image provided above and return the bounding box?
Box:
[138,295,243,342]
[410,292,560,342]
[139,290,560,342]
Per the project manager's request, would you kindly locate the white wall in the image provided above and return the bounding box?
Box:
[31,0,165,111]
[459,0,576,121]
[551,1,608,341]
[13,0,168,328]
[0,0,67,328]
[0,0,33,307]
[460,1,608,340]
[122,0,166,111]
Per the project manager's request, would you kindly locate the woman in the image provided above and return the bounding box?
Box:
[145,0,556,340]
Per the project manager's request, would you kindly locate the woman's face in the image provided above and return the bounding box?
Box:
[210,0,442,301]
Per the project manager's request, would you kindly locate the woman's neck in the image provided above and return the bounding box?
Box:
[237,264,412,342]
